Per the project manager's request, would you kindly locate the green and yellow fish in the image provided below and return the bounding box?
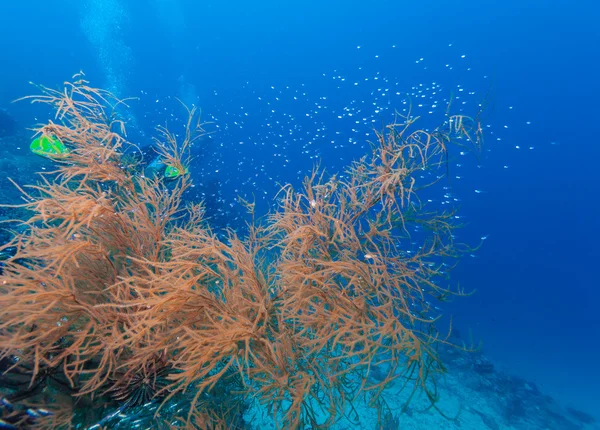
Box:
[30,135,69,158]
[164,164,189,179]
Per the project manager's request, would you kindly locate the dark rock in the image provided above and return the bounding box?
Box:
[0,108,18,137]
[473,357,495,375]
[471,408,501,430]
[566,407,596,425]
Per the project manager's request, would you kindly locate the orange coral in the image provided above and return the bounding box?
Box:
[0,74,482,429]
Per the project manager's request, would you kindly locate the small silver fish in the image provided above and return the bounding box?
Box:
[0,397,13,411]
[0,419,17,430]
[26,408,41,418]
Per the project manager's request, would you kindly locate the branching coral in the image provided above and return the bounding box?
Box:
[0,74,483,429]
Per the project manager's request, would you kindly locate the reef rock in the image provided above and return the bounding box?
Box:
[0,108,18,137]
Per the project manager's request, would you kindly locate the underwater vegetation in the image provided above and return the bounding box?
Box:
[0,73,482,429]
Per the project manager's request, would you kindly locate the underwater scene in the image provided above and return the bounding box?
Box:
[0,0,598,429]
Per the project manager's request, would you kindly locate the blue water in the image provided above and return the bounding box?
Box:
[1,0,599,426]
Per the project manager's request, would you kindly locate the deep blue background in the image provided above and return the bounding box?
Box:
[1,0,599,417]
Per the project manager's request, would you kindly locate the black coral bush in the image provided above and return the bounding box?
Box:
[0,75,482,429]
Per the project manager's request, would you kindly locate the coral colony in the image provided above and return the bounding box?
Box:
[0,74,482,429]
